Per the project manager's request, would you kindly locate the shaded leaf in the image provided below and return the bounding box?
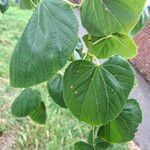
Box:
[88,129,111,149]
[63,55,135,125]
[95,139,111,150]
[83,33,137,59]
[30,101,47,124]
[0,0,9,14]
[98,99,142,143]
[131,6,149,36]
[88,130,94,144]
[10,0,78,87]
[74,141,94,150]
[11,88,41,117]
[80,0,146,36]
[47,74,67,108]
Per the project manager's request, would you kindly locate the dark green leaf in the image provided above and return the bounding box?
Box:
[10,0,78,87]
[83,33,137,59]
[11,88,41,117]
[80,0,146,36]
[19,0,40,10]
[0,0,9,14]
[47,74,67,108]
[74,141,94,150]
[98,99,142,143]
[30,101,47,124]
[63,55,135,125]
[131,6,149,36]
[95,139,111,150]
[88,129,111,149]
[88,130,94,144]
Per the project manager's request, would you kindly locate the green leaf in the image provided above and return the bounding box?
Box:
[88,129,111,149]
[131,6,149,36]
[80,0,146,36]
[11,88,41,117]
[19,0,40,10]
[95,139,111,150]
[98,99,142,143]
[63,55,135,125]
[47,74,67,108]
[83,33,137,59]
[30,101,47,124]
[87,130,94,144]
[74,141,94,150]
[0,0,9,14]
[10,0,78,87]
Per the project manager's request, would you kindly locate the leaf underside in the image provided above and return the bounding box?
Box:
[83,33,137,59]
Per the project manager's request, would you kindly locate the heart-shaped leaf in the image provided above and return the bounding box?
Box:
[47,74,67,108]
[19,0,40,10]
[83,33,137,59]
[131,6,149,36]
[98,99,142,143]
[10,0,78,87]
[74,141,94,150]
[63,55,135,125]
[30,101,47,124]
[11,88,41,117]
[80,0,146,36]
[0,0,9,14]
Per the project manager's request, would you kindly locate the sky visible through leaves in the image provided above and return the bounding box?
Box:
[147,0,150,5]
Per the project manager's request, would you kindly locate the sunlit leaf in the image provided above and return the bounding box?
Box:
[83,33,137,59]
